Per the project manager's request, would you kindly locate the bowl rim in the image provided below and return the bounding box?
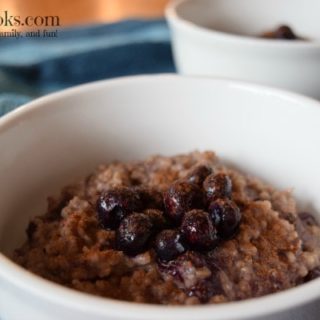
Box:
[1,74,320,319]
[166,0,320,49]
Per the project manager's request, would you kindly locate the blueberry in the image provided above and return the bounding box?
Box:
[208,198,241,239]
[304,267,320,282]
[26,221,37,240]
[116,213,153,256]
[181,210,218,250]
[179,251,208,268]
[158,251,208,278]
[135,187,164,210]
[158,251,223,302]
[164,180,204,223]
[203,173,232,202]
[155,229,187,261]
[143,209,168,231]
[96,187,141,229]
[187,165,213,186]
[158,251,220,301]
[275,25,297,40]
[298,212,319,227]
[188,278,223,303]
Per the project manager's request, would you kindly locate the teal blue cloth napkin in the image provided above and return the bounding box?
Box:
[0,19,174,117]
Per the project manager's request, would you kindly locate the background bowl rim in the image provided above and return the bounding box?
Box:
[165,0,320,49]
[1,74,320,319]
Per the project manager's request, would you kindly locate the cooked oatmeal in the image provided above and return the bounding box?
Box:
[14,151,320,304]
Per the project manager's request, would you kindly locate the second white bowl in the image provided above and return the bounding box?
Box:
[166,0,320,99]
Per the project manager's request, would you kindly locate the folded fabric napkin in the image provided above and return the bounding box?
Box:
[0,19,174,117]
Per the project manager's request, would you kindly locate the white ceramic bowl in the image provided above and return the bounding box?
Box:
[166,0,320,99]
[0,75,320,320]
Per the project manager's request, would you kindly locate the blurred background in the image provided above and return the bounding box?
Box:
[0,0,169,30]
[0,0,174,115]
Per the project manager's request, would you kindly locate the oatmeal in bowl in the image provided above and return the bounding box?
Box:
[14,151,320,305]
[1,75,320,320]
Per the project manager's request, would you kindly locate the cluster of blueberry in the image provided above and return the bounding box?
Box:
[262,25,300,40]
[96,166,242,261]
